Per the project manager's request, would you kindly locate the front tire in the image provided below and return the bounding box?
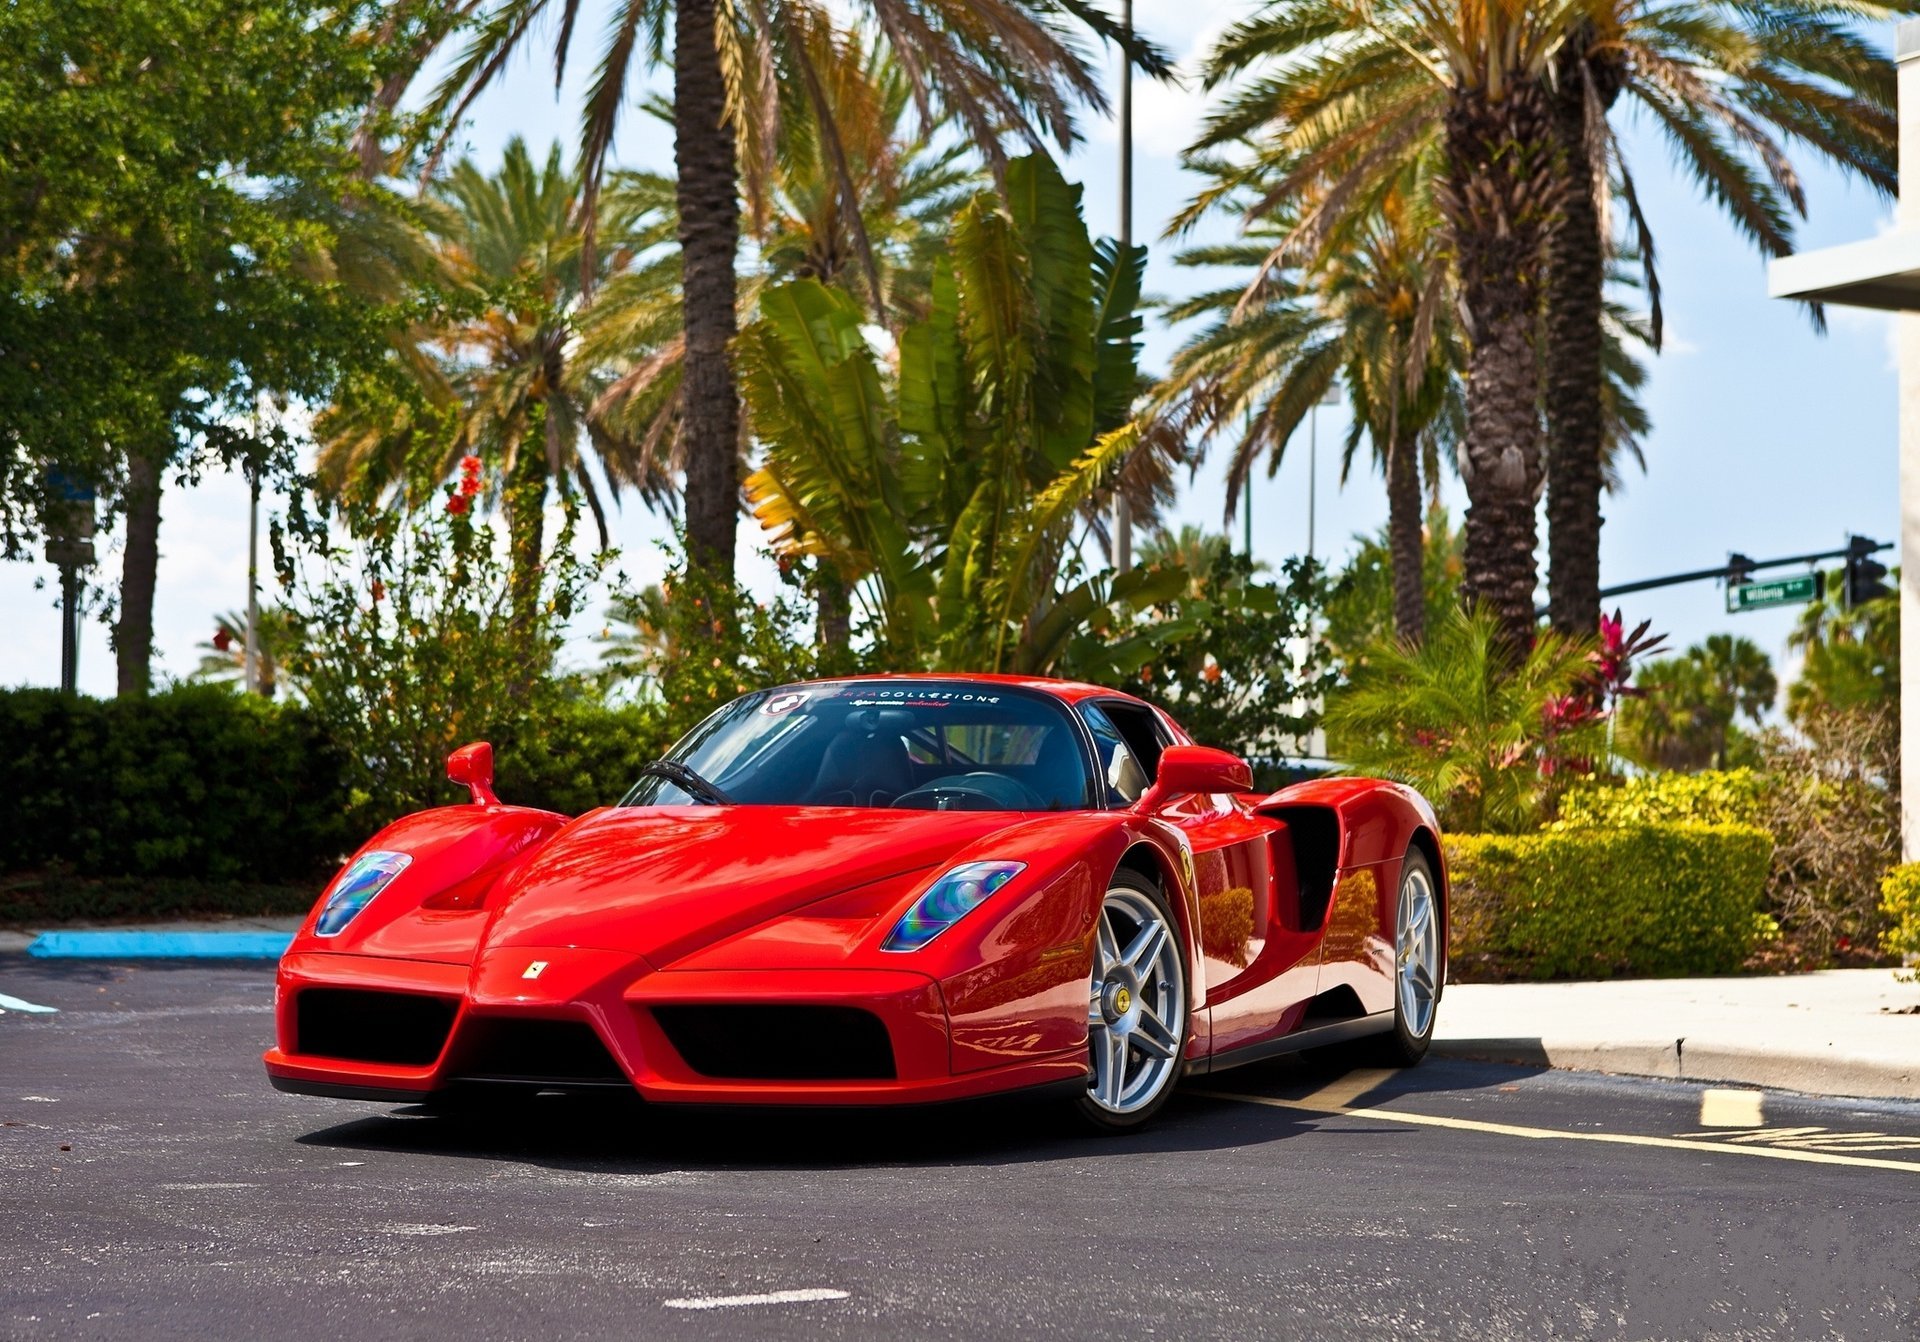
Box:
[1072,870,1189,1133]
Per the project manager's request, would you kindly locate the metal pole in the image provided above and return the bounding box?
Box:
[1307,404,1317,560]
[1112,0,1134,574]
[245,464,261,696]
[59,563,78,695]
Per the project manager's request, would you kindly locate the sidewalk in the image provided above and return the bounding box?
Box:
[1436,970,1920,1101]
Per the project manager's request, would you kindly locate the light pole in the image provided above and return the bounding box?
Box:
[1306,381,1340,561]
[245,460,260,696]
[1112,0,1134,574]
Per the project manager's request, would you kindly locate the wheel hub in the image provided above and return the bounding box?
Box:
[1099,970,1139,1025]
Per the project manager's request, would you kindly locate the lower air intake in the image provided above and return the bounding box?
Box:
[653,1005,896,1081]
[296,988,457,1066]
[450,1017,628,1086]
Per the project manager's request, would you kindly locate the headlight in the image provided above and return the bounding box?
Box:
[882,861,1026,952]
[315,851,412,936]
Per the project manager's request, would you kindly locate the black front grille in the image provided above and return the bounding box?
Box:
[653,1005,896,1080]
[296,988,457,1066]
[449,1017,627,1085]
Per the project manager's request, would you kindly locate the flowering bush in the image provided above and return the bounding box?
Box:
[277,492,605,826]
[1881,864,1920,976]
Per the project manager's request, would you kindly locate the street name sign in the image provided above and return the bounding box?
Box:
[1727,573,1819,613]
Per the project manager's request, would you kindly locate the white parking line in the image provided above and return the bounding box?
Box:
[0,993,58,1014]
[664,1288,850,1311]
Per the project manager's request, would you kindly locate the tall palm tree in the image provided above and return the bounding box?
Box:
[1195,0,1600,647]
[1163,170,1461,643]
[401,1,1161,589]
[317,139,671,617]
[1544,1,1909,637]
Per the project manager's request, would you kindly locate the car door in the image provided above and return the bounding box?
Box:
[1081,701,1321,1057]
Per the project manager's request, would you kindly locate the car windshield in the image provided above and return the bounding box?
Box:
[620,681,1095,811]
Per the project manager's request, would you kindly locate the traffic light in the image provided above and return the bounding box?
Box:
[1844,535,1892,609]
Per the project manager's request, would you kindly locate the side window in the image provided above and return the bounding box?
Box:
[1100,701,1169,779]
[1080,703,1149,807]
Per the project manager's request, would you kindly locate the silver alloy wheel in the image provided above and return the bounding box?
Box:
[1086,886,1185,1115]
[1396,864,1441,1039]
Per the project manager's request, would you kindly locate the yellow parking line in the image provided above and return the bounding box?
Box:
[1196,1089,1920,1176]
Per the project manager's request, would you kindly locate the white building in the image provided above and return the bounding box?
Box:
[1768,19,1920,861]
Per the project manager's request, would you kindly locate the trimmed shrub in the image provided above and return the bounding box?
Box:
[1881,864,1920,973]
[1,685,353,881]
[0,686,669,899]
[1552,769,1766,829]
[492,698,673,816]
[1445,824,1776,980]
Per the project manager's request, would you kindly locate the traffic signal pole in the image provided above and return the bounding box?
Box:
[1534,536,1893,617]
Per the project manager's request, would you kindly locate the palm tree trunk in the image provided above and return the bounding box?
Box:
[675,0,741,584]
[816,570,851,648]
[1544,52,1605,641]
[115,448,163,697]
[1387,432,1424,643]
[1441,85,1560,650]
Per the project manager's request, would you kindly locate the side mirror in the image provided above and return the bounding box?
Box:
[1138,744,1253,811]
[447,741,501,808]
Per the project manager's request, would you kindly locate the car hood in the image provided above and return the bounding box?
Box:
[480,805,1023,963]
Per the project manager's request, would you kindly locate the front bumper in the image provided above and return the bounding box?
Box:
[264,949,1088,1107]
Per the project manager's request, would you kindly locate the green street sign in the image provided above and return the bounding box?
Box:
[1727,573,1820,613]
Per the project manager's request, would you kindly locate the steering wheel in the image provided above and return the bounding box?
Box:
[891,772,1046,812]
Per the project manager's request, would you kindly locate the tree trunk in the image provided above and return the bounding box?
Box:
[675,0,741,585]
[506,433,548,634]
[1387,432,1425,644]
[1544,46,1606,641]
[1440,83,1562,651]
[816,570,851,650]
[115,449,164,697]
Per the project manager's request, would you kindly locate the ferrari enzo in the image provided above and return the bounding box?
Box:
[265,674,1446,1131]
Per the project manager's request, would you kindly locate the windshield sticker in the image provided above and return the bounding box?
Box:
[761,690,810,716]
[835,688,1002,705]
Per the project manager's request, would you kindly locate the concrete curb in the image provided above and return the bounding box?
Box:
[1434,1036,1920,1102]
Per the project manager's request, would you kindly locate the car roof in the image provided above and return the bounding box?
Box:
[790,671,1148,709]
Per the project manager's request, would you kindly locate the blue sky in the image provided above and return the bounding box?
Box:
[1,0,1900,699]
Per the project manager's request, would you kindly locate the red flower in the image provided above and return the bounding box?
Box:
[1202,661,1222,684]
[371,580,386,602]
[459,455,482,478]
[446,494,470,516]
[459,475,481,497]
[1139,665,1153,684]
[212,627,232,652]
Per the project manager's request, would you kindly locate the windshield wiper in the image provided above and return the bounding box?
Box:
[633,760,737,807]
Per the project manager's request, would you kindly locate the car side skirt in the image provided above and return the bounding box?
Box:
[1196,1009,1395,1076]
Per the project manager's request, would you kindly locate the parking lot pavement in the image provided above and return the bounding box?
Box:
[5,955,1920,1342]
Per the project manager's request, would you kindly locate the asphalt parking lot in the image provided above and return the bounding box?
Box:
[4,955,1919,1341]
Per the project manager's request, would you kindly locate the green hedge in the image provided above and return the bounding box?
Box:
[1445,823,1776,979]
[1881,864,1920,970]
[0,686,668,892]
[1552,769,1766,829]
[1,685,355,881]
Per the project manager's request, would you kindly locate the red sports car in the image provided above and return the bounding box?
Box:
[266,674,1445,1130]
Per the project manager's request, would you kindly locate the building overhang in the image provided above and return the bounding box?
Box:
[1769,231,1920,313]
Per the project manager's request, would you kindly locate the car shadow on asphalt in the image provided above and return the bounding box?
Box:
[289,1053,1551,1175]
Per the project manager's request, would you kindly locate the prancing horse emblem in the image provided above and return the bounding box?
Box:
[522,960,548,980]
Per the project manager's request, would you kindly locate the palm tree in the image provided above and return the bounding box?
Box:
[317,139,673,618]
[1544,1,1907,637]
[1624,633,1776,770]
[1324,604,1605,833]
[578,35,986,477]
[403,1,1160,590]
[1194,0,1591,648]
[1162,172,1460,644]
[738,154,1184,675]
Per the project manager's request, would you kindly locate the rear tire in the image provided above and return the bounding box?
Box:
[1364,847,1443,1067]
[1071,870,1189,1133]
